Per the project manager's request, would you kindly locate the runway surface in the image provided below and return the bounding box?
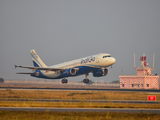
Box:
[0,98,159,104]
[1,87,160,92]
[0,107,160,113]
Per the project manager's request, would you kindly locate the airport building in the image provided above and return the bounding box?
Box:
[119,54,159,89]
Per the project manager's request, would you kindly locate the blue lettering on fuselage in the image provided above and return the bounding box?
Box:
[81,56,95,64]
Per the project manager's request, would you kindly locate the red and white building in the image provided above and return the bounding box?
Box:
[119,56,159,89]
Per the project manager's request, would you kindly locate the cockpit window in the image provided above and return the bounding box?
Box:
[103,55,111,58]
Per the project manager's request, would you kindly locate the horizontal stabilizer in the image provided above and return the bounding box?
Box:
[15,65,65,71]
[16,72,36,75]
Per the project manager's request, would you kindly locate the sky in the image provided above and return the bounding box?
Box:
[0,0,160,83]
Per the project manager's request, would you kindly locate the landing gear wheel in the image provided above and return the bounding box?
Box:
[83,79,89,83]
[64,79,68,83]
[61,79,64,83]
[62,79,68,84]
[83,79,86,83]
[86,79,89,83]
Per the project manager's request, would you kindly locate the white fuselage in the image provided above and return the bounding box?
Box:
[42,53,116,78]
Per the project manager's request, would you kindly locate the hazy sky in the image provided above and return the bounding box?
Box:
[0,0,160,83]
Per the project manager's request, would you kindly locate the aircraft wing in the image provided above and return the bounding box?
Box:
[16,72,36,75]
[15,65,65,72]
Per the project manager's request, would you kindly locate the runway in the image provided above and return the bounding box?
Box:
[0,107,160,113]
[0,98,159,104]
[1,87,160,92]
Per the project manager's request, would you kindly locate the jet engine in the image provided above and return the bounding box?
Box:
[62,68,79,77]
[70,68,76,75]
[93,68,108,77]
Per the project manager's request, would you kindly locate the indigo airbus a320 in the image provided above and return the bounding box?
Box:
[15,49,116,83]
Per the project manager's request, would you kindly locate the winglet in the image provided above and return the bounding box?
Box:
[15,65,17,68]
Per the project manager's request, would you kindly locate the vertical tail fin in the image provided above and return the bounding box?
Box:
[30,49,47,67]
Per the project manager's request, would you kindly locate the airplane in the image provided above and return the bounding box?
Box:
[15,49,116,83]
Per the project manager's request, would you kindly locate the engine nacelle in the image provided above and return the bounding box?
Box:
[62,68,78,77]
[93,68,108,77]
[70,68,76,75]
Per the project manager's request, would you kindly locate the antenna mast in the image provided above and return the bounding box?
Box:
[121,66,123,75]
[134,52,155,70]
[134,53,136,70]
[152,52,155,70]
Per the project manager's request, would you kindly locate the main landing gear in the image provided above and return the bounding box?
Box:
[61,78,68,83]
[61,74,90,84]
[83,74,89,83]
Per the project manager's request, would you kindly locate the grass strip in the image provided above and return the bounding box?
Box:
[1,89,160,100]
[0,111,160,120]
[0,101,160,109]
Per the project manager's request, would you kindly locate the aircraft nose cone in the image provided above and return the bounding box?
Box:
[111,57,116,64]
